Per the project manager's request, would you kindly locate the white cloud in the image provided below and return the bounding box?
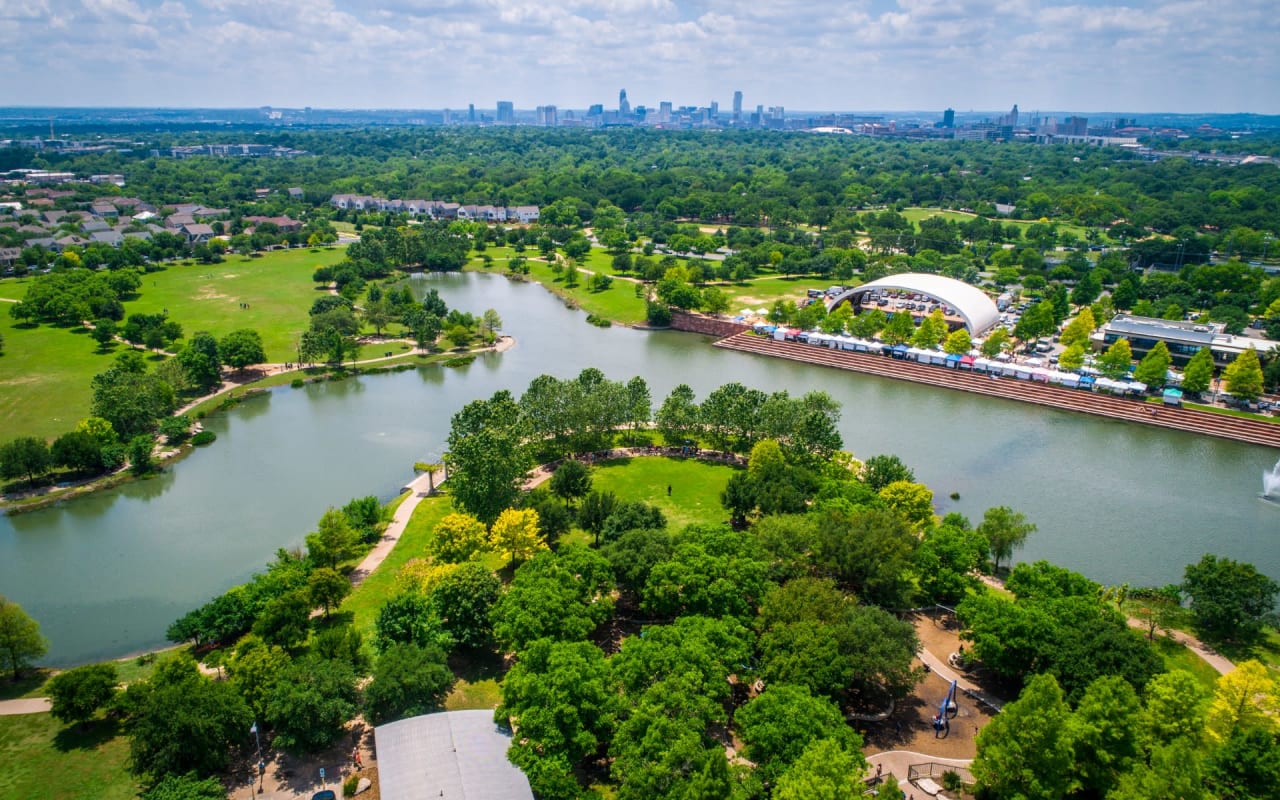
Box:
[0,0,1275,111]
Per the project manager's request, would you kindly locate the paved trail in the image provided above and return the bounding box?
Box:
[0,697,51,716]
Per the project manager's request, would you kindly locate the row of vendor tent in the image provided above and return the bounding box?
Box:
[780,330,1150,396]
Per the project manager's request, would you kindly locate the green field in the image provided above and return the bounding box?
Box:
[714,275,841,312]
[589,456,737,529]
[469,250,649,325]
[0,307,122,443]
[123,248,348,362]
[0,713,137,800]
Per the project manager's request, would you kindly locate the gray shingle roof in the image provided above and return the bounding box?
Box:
[375,710,533,800]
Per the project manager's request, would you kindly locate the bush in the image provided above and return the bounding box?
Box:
[190,431,216,446]
[646,301,672,327]
[290,378,305,388]
[159,415,192,445]
[585,313,612,328]
[444,356,476,368]
[343,774,360,797]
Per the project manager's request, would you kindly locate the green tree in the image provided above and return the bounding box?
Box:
[1205,660,1279,742]
[881,310,916,345]
[1206,727,1280,800]
[364,642,454,724]
[361,297,393,337]
[264,655,358,753]
[128,434,155,476]
[1098,337,1133,379]
[496,638,616,765]
[549,459,592,507]
[227,638,290,720]
[655,383,701,446]
[1182,347,1215,394]
[861,453,914,491]
[1183,555,1280,646]
[944,327,972,355]
[972,673,1074,800]
[251,589,311,651]
[1058,342,1086,372]
[1058,308,1097,348]
[0,436,53,485]
[218,329,266,372]
[1133,340,1172,388]
[374,590,451,653]
[427,562,501,650]
[445,391,531,525]
[981,325,1011,357]
[177,332,222,392]
[1067,675,1142,797]
[51,430,107,474]
[736,684,862,785]
[702,286,731,317]
[47,662,118,726]
[773,738,868,800]
[120,656,252,780]
[978,505,1037,572]
[90,356,177,439]
[305,508,358,569]
[813,507,918,609]
[491,547,615,651]
[1143,669,1208,746]
[307,567,350,618]
[1223,348,1264,401]
[0,593,47,680]
[879,480,935,528]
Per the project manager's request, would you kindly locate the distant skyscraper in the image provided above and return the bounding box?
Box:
[658,101,672,123]
[732,90,743,122]
[468,104,475,122]
[942,108,955,128]
[619,89,631,116]
[536,105,558,126]
[755,104,764,125]
[496,101,514,123]
[1008,104,1019,126]
[1059,116,1088,136]
[710,101,719,119]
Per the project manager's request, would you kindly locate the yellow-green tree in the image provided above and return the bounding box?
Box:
[430,512,489,563]
[944,327,972,355]
[1206,660,1279,742]
[1098,338,1133,379]
[1059,343,1086,372]
[1223,348,1264,401]
[981,326,1010,357]
[1059,308,1097,348]
[490,508,546,568]
[879,480,935,528]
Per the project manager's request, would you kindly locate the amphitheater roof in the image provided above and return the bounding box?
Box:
[827,273,1000,335]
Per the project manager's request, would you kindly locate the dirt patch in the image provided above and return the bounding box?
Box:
[858,611,998,761]
[194,285,233,301]
[235,719,378,800]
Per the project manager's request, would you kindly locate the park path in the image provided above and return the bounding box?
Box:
[0,697,51,716]
[345,468,443,589]
[867,750,973,798]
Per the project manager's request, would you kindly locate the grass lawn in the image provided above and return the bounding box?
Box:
[470,251,648,325]
[445,678,502,711]
[715,274,840,311]
[0,713,138,800]
[1151,636,1224,693]
[589,456,738,529]
[0,309,125,443]
[122,248,348,363]
[342,492,456,638]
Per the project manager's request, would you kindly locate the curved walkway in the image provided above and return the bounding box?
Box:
[0,697,51,716]
[867,750,973,796]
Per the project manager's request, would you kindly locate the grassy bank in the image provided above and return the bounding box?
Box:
[0,713,137,800]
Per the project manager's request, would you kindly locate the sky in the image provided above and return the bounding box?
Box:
[1,0,1277,113]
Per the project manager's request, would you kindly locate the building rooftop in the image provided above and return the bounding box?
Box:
[375,710,533,800]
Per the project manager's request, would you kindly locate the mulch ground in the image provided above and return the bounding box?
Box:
[859,611,998,761]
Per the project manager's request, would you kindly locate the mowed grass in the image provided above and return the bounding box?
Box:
[715,275,841,311]
[1151,636,1224,693]
[0,713,138,800]
[123,247,348,362]
[469,250,648,325]
[0,309,126,443]
[589,456,738,529]
[342,491,456,638]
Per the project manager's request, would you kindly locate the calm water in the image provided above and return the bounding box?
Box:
[3,272,1277,665]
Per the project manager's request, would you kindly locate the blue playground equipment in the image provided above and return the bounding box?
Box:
[932,679,958,737]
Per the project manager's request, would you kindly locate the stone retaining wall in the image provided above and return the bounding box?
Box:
[669,311,750,338]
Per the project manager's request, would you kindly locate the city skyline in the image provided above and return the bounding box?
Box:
[0,0,1276,113]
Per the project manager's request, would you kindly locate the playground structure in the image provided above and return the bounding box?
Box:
[907,761,975,797]
[931,679,959,738]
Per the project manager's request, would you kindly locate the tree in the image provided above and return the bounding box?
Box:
[656,383,701,445]
[0,436,52,485]
[177,332,222,392]
[120,656,252,780]
[374,590,451,653]
[427,562,501,650]
[140,773,227,800]
[1223,348,1265,401]
[251,589,311,651]
[736,684,863,785]
[1182,554,1279,645]
[861,453,914,491]
[1182,347,1215,394]
[218,329,266,372]
[1058,308,1097,348]
[490,548,615,651]
[944,327,972,355]
[1133,340,1172,388]
[881,310,915,345]
[307,567,350,618]
[549,459,592,507]
[127,434,155,476]
[430,511,489,563]
[1058,342,1085,372]
[971,673,1074,800]
[227,638,290,720]
[1206,726,1280,800]
[361,297,393,337]
[445,391,531,525]
[90,356,177,439]
[489,507,546,568]
[51,430,106,474]
[1098,337,1133,379]
[48,662,118,726]
[773,738,869,800]
[981,325,1011,357]
[305,508,358,569]
[625,376,651,443]
[496,638,617,765]
[1206,659,1280,742]
[364,642,454,724]
[0,594,48,681]
[701,286,730,317]
[879,480,935,528]
[264,655,358,753]
[813,507,919,609]
[1067,675,1142,797]
[978,505,1036,572]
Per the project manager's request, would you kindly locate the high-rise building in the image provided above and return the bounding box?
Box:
[496,101,514,123]
[619,89,631,116]
[658,101,673,123]
[732,90,743,122]
[1059,116,1088,136]
[755,104,764,126]
[709,101,719,119]
[941,108,955,128]
[468,104,475,123]
[536,105,558,126]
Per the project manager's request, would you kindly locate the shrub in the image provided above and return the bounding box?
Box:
[444,356,476,368]
[343,774,360,797]
[585,314,612,328]
[290,378,305,388]
[191,431,217,446]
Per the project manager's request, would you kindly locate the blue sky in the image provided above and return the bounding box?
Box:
[1,0,1276,112]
